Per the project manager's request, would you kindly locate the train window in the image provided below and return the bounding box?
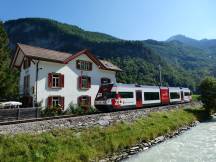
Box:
[101,78,111,85]
[144,92,160,101]
[96,92,116,100]
[184,92,191,96]
[119,92,134,98]
[170,92,180,99]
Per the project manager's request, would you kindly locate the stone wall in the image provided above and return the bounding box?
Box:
[0,102,200,134]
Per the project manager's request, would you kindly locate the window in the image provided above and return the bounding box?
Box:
[78,76,91,89]
[52,96,60,107]
[47,96,64,109]
[119,92,134,98]
[101,78,111,85]
[78,96,91,107]
[184,92,191,96]
[24,75,30,95]
[144,92,160,101]
[48,73,64,88]
[76,60,92,71]
[52,74,60,87]
[23,58,31,69]
[170,92,180,99]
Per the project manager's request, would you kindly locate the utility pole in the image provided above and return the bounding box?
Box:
[158,64,162,86]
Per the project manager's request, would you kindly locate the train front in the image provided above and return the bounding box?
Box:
[94,83,119,111]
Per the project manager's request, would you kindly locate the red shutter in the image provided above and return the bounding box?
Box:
[60,74,64,87]
[60,97,64,109]
[78,76,82,89]
[48,73,52,88]
[87,77,91,88]
[48,96,52,108]
[89,62,92,71]
[76,60,80,69]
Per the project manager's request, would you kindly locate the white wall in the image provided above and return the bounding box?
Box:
[34,54,116,109]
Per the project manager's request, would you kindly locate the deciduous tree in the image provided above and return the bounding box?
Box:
[199,77,216,115]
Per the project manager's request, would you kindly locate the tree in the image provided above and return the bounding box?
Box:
[199,77,216,115]
[0,21,18,100]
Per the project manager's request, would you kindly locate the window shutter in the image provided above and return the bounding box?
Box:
[87,77,91,88]
[78,76,82,89]
[60,97,64,109]
[48,96,52,108]
[48,73,52,88]
[89,62,92,71]
[76,60,80,69]
[60,74,64,87]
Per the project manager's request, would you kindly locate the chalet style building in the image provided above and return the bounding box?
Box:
[11,44,121,109]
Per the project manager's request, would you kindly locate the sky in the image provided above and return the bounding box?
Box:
[0,0,215,41]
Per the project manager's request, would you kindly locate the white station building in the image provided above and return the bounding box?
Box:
[11,43,122,109]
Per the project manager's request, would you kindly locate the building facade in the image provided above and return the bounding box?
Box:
[11,44,121,109]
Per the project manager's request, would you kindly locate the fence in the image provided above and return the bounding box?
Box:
[0,107,41,122]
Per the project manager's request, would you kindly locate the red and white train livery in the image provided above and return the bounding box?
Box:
[94,83,192,111]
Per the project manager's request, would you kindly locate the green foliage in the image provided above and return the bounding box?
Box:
[65,103,96,115]
[0,21,18,100]
[199,77,216,115]
[0,108,206,162]
[41,106,63,117]
[192,95,201,101]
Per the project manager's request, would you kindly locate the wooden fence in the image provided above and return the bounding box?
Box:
[0,107,41,122]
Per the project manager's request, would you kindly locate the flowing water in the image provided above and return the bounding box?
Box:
[123,117,216,162]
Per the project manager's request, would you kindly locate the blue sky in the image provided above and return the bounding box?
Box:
[0,0,215,41]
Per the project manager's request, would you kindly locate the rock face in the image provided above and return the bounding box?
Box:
[0,103,199,135]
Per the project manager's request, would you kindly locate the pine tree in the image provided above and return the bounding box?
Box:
[0,21,18,100]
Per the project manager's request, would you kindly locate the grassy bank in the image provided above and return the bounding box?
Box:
[0,108,208,162]
[192,94,200,101]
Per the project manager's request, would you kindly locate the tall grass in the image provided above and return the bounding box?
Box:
[0,108,208,162]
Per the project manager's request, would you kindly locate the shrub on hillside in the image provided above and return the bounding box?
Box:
[199,77,216,115]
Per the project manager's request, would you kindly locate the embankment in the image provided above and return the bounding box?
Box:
[0,102,208,162]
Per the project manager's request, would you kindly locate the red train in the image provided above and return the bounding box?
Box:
[94,83,192,111]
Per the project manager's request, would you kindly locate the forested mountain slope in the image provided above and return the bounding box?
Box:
[4,18,215,91]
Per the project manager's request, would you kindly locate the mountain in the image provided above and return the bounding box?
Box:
[3,18,216,91]
[167,34,216,52]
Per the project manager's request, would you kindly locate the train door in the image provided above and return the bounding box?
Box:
[136,90,142,108]
[180,91,184,102]
[160,88,170,105]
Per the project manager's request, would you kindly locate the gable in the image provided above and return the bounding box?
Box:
[11,43,122,72]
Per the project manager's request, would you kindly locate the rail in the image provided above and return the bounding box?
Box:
[0,103,191,126]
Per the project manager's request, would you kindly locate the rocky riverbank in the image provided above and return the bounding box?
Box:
[99,121,200,162]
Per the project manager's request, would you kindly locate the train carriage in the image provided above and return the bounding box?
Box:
[94,83,192,112]
[180,88,192,102]
[169,87,181,104]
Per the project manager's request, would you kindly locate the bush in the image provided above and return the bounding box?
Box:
[199,77,216,115]
[65,103,96,115]
[41,106,63,117]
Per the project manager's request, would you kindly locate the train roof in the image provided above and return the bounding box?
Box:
[113,83,160,89]
[106,83,191,91]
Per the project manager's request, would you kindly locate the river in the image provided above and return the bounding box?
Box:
[123,117,216,162]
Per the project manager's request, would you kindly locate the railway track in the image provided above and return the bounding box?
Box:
[0,103,191,126]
